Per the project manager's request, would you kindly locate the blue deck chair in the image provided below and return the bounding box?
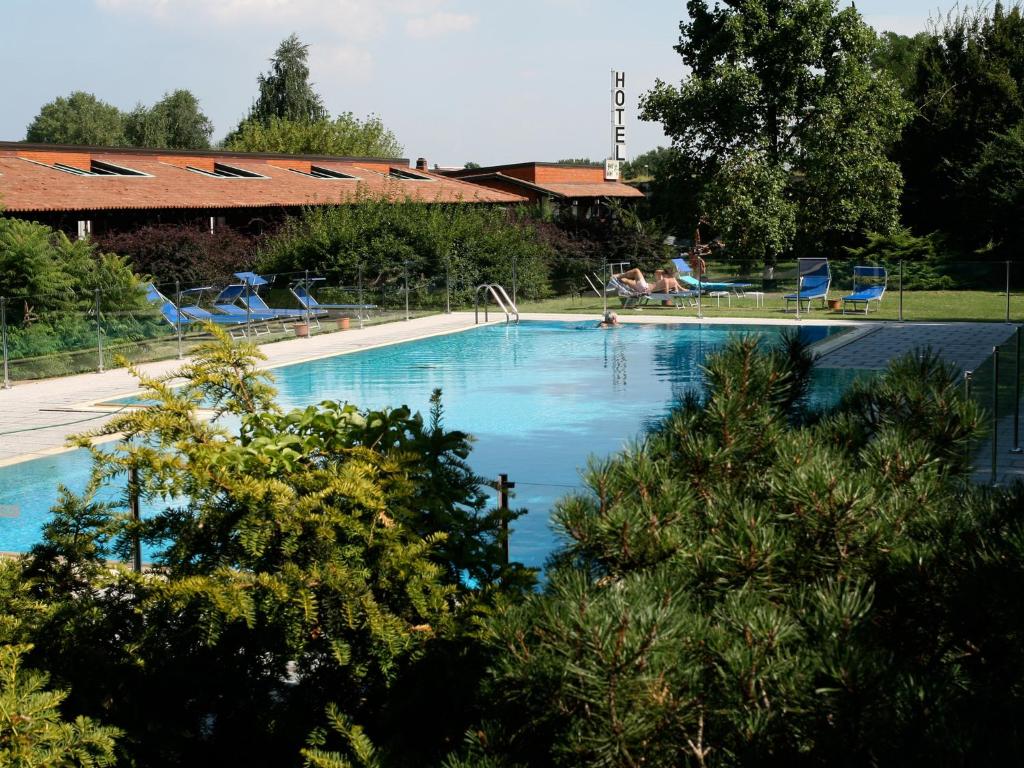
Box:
[672,257,753,294]
[143,283,250,338]
[784,258,831,311]
[842,265,887,315]
[233,272,324,321]
[290,277,378,319]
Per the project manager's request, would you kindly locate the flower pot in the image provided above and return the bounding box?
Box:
[294,323,310,338]
[827,299,842,311]
[336,317,350,331]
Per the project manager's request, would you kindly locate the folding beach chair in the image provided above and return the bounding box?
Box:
[290,276,378,320]
[784,258,831,311]
[842,266,887,315]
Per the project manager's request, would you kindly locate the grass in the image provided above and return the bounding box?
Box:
[515,289,1024,324]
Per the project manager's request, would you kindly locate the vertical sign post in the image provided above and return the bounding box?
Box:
[606,70,626,181]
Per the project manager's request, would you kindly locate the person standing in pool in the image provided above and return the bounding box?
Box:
[598,310,620,328]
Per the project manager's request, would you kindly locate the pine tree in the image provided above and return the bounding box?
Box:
[466,335,1024,766]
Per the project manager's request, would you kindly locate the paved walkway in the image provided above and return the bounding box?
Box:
[817,322,1018,372]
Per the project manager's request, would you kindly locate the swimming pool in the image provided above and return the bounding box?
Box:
[0,320,860,568]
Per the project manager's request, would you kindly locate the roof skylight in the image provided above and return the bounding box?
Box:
[187,162,267,179]
[53,159,149,177]
[389,167,433,181]
[291,165,358,180]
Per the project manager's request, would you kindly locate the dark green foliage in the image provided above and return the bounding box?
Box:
[896,3,1024,257]
[248,33,328,125]
[641,1,911,261]
[13,331,530,767]
[24,91,125,146]
[0,215,155,367]
[844,229,954,290]
[93,221,257,286]
[257,198,554,306]
[464,336,1024,766]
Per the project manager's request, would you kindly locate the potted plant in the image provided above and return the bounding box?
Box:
[336,316,350,331]
[294,322,310,337]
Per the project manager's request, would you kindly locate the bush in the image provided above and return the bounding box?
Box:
[258,197,554,307]
[93,222,257,287]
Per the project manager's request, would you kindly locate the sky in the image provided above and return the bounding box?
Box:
[2,0,943,167]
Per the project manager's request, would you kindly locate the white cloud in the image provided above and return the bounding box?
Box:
[309,44,374,85]
[404,11,475,38]
[96,0,474,40]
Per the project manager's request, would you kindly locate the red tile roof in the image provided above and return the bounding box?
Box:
[0,144,527,212]
[451,170,643,200]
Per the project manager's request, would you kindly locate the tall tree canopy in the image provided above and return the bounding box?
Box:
[225,114,402,157]
[895,2,1024,257]
[124,89,213,150]
[24,91,125,146]
[641,0,911,262]
[227,34,402,157]
[246,33,328,126]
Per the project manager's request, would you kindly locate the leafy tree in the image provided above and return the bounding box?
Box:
[897,3,1024,253]
[241,33,328,130]
[962,119,1024,259]
[124,90,213,150]
[872,30,933,93]
[24,91,125,146]
[641,1,912,262]
[0,645,120,768]
[460,336,1024,766]
[225,115,402,157]
[463,161,481,170]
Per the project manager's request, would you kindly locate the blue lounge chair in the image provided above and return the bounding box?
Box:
[233,272,324,320]
[842,266,887,315]
[143,283,250,338]
[290,277,378,319]
[784,258,831,311]
[671,258,753,294]
[211,284,284,322]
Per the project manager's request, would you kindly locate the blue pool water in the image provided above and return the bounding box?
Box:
[0,321,859,568]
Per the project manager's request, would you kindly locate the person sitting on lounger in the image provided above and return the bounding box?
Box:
[614,268,650,293]
[652,268,682,293]
[598,310,620,328]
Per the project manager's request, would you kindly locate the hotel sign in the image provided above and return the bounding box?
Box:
[607,70,626,181]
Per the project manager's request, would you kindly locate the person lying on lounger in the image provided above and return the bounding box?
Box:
[614,268,650,293]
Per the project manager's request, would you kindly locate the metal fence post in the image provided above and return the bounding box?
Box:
[1012,325,1022,454]
[445,252,451,314]
[95,288,104,373]
[358,264,365,330]
[992,346,1000,485]
[1006,260,1012,323]
[174,280,183,359]
[129,465,142,573]
[497,473,514,567]
[404,261,410,321]
[795,271,801,322]
[898,260,904,322]
[512,253,518,306]
[304,269,311,335]
[1,297,10,389]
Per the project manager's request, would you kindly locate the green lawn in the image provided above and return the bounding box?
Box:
[515,290,1023,324]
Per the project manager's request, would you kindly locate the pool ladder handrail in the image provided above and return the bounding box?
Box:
[474,283,519,324]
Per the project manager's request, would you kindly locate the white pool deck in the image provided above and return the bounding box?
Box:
[0,312,1021,483]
